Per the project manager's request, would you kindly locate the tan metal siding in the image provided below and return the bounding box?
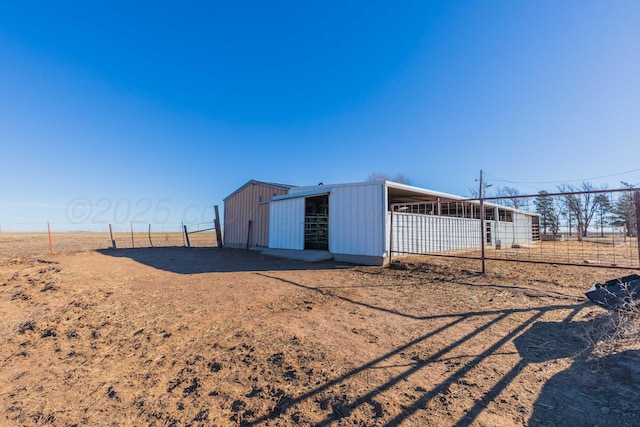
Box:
[224,183,289,247]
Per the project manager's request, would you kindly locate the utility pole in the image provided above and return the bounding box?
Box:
[479,170,486,274]
[635,191,640,268]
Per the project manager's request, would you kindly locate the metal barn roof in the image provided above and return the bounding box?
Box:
[223,179,296,201]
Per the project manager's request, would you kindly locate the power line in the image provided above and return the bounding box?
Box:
[485,168,640,187]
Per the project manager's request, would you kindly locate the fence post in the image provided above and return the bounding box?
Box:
[47,221,53,255]
[148,224,153,247]
[184,225,191,248]
[109,224,116,249]
[130,222,135,248]
[246,220,252,250]
[635,190,640,267]
[478,170,486,274]
[480,198,486,274]
[214,205,223,248]
[389,208,394,265]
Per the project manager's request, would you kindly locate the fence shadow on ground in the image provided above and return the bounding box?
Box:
[521,323,640,426]
[95,247,339,274]
[95,247,640,424]
[245,273,639,426]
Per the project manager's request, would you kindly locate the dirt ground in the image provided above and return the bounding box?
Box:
[1,245,639,426]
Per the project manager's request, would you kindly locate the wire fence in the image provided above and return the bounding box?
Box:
[390,187,640,270]
[0,222,220,259]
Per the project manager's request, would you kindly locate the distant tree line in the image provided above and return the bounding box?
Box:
[532,182,637,239]
[473,181,638,239]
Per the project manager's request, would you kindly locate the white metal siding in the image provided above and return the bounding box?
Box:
[391,213,481,253]
[329,183,386,257]
[492,213,533,245]
[390,212,535,254]
[269,198,305,250]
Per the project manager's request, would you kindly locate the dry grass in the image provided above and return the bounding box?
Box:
[491,239,639,268]
[412,239,640,270]
[0,231,217,259]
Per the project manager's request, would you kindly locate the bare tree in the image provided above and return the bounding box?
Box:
[366,172,412,185]
[557,182,608,238]
[393,173,411,185]
[611,181,638,238]
[494,186,525,209]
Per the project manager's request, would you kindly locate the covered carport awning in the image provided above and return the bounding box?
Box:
[386,182,463,205]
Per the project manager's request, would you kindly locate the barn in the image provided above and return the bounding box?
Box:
[266,180,539,265]
[223,180,294,249]
[224,179,539,265]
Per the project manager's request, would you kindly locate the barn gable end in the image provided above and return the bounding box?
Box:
[223,180,294,249]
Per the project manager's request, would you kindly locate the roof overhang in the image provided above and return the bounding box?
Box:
[384,181,538,216]
[386,181,465,204]
[271,188,331,202]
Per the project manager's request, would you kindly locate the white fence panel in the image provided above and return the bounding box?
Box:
[391,212,481,254]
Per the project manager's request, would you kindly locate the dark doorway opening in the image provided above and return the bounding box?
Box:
[486,222,492,244]
[305,195,329,250]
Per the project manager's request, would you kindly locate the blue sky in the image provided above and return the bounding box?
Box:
[1,1,639,231]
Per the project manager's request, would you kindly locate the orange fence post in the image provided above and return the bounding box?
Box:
[47,221,53,255]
